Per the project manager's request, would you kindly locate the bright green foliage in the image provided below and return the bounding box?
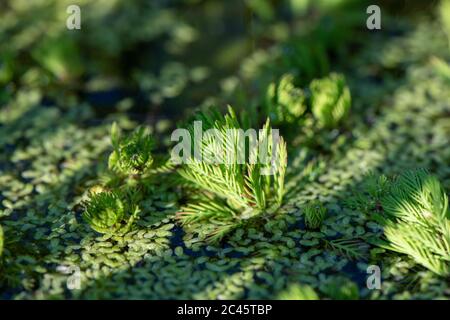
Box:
[310,73,351,128]
[277,284,319,300]
[82,190,140,235]
[81,122,176,235]
[178,106,287,242]
[303,200,326,229]
[375,169,450,276]
[1,0,449,301]
[109,123,155,175]
[82,123,169,234]
[0,225,3,257]
[320,277,359,300]
[265,74,306,125]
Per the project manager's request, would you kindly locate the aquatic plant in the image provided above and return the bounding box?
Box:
[177,106,287,242]
[81,123,168,234]
[265,73,306,125]
[375,169,450,276]
[310,73,351,128]
[346,172,390,214]
[109,123,155,176]
[261,72,352,152]
[82,190,140,235]
[324,238,369,260]
[303,200,327,229]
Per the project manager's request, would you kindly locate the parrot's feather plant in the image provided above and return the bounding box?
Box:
[374,169,450,276]
[82,123,169,235]
[303,200,327,229]
[177,106,287,242]
[310,72,351,129]
[265,73,307,126]
[276,284,319,300]
[265,72,351,129]
[82,190,140,235]
[109,123,155,176]
[263,72,351,153]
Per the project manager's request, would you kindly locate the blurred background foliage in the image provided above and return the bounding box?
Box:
[1,0,445,124]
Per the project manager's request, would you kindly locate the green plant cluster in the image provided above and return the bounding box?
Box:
[374,170,450,277]
[266,72,351,129]
[349,169,450,278]
[265,74,307,125]
[303,201,327,229]
[81,106,288,243]
[310,73,351,129]
[82,124,176,236]
[178,107,287,242]
[109,124,155,176]
[83,190,139,235]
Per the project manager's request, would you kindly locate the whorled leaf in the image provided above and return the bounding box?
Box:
[82,190,140,235]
